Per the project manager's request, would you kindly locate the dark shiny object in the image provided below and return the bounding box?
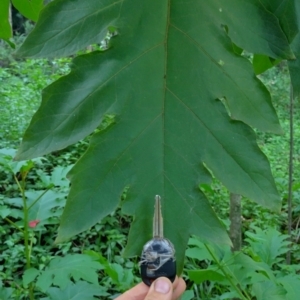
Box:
[140,237,176,286]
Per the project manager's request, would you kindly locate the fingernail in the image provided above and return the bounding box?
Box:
[154,278,170,294]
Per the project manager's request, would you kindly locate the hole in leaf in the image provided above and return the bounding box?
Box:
[94,114,116,133]
[218,97,231,117]
[99,26,119,51]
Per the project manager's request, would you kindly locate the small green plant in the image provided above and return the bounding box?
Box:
[185,227,300,300]
[0,149,67,299]
[0,148,139,299]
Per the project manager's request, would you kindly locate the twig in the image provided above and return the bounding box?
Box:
[287,83,294,264]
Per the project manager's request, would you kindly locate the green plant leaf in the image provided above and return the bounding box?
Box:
[0,205,11,218]
[16,0,294,59]
[11,0,43,22]
[36,165,72,189]
[5,190,66,226]
[233,252,275,282]
[186,237,217,261]
[35,254,103,292]
[260,0,299,43]
[188,269,226,284]
[43,281,108,300]
[84,250,134,291]
[0,148,43,174]
[277,275,300,300]
[263,0,300,99]
[0,0,11,42]
[26,190,66,223]
[185,247,211,261]
[252,280,287,300]
[253,55,281,75]
[0,287,13,300]
[287,0,300,98]
[23,268,40,287]
[245,227,290,266]
[181,290,195,300]
[15,0,288,271]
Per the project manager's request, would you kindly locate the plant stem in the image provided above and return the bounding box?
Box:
[204,244,251,300]
[16,175,31,269]
[287,83,294,264]
[14,174,34,300]
[229,193,242,251]
[4,217,24,233]
[28,233,34,259]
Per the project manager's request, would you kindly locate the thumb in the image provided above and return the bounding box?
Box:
[144,277,173,300]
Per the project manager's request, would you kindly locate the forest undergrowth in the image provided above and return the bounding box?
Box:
[1,35,300,299]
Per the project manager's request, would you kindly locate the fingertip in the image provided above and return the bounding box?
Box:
[154,277,172,294]
[179,277,186,289]
[173,277,186,299]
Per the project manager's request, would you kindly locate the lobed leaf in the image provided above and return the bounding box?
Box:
[15,0,289,271]
[26,190,67,226]
[35,254,103,292]
[43,281,108,300]
[252,281,287,300]
[245,227,290,266]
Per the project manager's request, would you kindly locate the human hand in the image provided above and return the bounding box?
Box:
[115,276,186,300]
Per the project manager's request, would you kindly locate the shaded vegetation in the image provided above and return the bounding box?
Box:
[1,18,300,300]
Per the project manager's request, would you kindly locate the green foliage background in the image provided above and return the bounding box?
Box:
[11,0,300,272]
[1,0,300,299]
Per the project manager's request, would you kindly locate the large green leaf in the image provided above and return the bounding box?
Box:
[288,1,300,99]
[12,0,43,22]
[260,0,299,43]
[15,0,290,271]
[16,0,294,60]
[263,1,300,99]
[252,0,299,75]
[0,0,12,42]
[289,33,300,98]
